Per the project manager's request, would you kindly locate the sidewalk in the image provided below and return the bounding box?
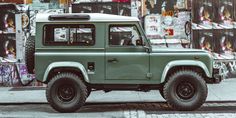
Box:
[0,78,236,104]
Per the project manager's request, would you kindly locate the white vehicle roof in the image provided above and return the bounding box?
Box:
[36,13,139,23]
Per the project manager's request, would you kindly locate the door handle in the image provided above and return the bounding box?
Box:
[108,58,118,63]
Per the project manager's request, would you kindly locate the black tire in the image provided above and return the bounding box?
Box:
[46,72,87,113]
[163,70,207,111]
[159,88,165,100]
[25,37,35,74]
[86,87,92,98]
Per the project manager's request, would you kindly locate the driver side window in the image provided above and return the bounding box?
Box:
[109,25,142,46]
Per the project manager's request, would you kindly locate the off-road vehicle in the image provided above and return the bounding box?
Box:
[25,13,223,112]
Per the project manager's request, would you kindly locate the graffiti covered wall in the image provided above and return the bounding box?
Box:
[0,1,65,87]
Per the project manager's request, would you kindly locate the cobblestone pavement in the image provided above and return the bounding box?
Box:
[1,102,236,118]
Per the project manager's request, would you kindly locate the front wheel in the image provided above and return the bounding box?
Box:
[46,72,87,113]
[163,70,207,111]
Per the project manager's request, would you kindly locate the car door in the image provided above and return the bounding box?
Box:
[105,24,150,80]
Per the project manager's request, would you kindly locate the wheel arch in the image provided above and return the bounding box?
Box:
[160,60,212,83]
[43,62,89,83]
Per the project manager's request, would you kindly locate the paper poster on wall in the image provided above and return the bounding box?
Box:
[213,0,234,29]
[72,1,131,16]
[192,29,214,52]
[192,0,213,29]
[131,0,141,17]
[145,14,162,39]
[143,0,177,15]
[144,12,190,39]
[143,0,190,48]
[214,29,235,59]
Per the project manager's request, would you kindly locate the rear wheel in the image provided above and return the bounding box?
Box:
[159,87,165,99]
[163,70,207,111]
[86,87,92,98]
[46,72,87,113]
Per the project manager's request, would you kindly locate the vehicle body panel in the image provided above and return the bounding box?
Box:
[35,13,213,85]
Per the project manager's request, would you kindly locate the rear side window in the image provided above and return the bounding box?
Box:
[43,24,95,46]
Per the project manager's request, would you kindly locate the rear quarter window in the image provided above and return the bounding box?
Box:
[43,24,95,46]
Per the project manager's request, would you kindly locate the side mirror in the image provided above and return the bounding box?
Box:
[144,45,151,53]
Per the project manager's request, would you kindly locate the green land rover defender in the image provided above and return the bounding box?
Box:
[25,13,223,112]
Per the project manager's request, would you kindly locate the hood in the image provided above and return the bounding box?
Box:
[151,47,209,53]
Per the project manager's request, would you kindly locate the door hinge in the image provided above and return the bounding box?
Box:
[146,73,153,78]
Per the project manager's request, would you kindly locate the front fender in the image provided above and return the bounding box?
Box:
[43,62,89,83]
[160,60,212,83]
